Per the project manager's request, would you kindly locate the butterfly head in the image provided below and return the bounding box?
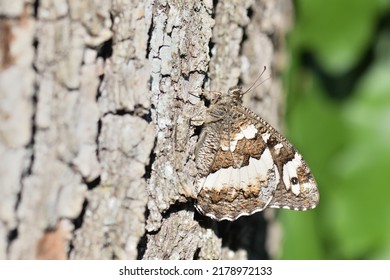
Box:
[227,86,245,105]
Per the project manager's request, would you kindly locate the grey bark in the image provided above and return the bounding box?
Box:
[0,0,292,259]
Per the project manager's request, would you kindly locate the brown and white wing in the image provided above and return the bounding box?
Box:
[195,106,319,221]
[243,108,319,211]
[195,114,280,221]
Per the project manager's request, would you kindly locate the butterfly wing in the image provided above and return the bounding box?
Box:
[243,108,319,211]
[195,107,280,221]
[195,103,319,221]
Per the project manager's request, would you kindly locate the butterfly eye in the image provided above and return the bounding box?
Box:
[291,177,299,185]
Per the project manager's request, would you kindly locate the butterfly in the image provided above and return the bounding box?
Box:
[191,71,319,221]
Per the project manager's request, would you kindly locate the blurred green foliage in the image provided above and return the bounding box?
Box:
[280,0,390,259]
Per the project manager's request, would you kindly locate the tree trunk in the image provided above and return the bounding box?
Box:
[0,0,292,259]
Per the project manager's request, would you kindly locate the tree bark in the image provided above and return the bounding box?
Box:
[0,0,292,259]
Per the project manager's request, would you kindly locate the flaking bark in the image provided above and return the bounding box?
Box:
[0,0,292,259]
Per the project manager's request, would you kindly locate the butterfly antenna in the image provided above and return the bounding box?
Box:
[243,66,269,95]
